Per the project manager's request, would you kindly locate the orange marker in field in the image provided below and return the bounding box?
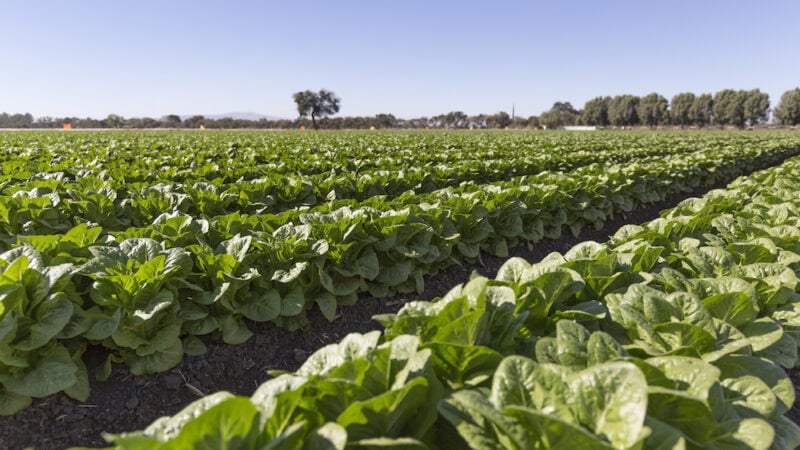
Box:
[299,125,306,131]
[63,123,72,130]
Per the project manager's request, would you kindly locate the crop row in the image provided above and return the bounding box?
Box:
[2,130,713,189]
[1,146,696,230]
[1,133,765,230]
[95,153,800,449]
[1,139,796,236]
[0,140,796,417]
[0,131,766,185]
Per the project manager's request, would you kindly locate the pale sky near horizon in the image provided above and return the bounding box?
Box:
[2,0,799,120]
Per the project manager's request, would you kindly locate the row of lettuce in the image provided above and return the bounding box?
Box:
[0,131,763,184]
[95,153,800,449]
[0,141,798,415]
[0,146,692,232]
[3,133,780,232]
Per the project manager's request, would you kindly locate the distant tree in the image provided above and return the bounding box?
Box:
[164,114,182,127]
[429,111,468,128]
[273,119,294,128]
[0,113,34,128]
[446,111,468,128]
[487,111,512,129]
[140,117,161,128]
[373,113,397,128]
[104,114,125,128]
[743,89,770,126]
[552,102,577,113]
[691,94,714,128]
[406,117,428,129]
[774,88,800,125]
[608,95,640,127]
[540,102,580,129]
[183,115,206,129]
[713,90,746,128]
[638,93,669,128]
[670,93,696,127]
[581,96,610,127]
[34,116,56,128]
[526,115,540,129]
[293,89,341,129]
[510,116,529,128]
[467,114,488,129]
[539,110,559,129]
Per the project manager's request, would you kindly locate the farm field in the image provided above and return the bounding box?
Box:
[1,130,800,448]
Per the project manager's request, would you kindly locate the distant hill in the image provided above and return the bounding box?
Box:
[179,112,287,121]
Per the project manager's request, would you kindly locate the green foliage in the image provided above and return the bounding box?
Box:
[100,152,800,449]
[744,89,770,126]
[670,92,696,127]
[607,95,640,127]
[581,96,610,127]
[292,90,341,129]
[712,89,768,128]
[539,102,580,129]
[691,93,714,128]
[774,88,800,126]
[0,247,87,414]
[1,130,800,420]
[639,93,669,128]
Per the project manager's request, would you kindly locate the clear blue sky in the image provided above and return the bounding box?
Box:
[2,0,798,119]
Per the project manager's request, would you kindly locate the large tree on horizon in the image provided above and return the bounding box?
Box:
[743,89,770,126]
[608,95,640,127]
[670,92,696,127]
[639,93,669,128]
[713,90,746,127]
[775,88,800,125]
[691,93,714,128]
[293,89,341,129]
[539,102,580,129]
[581,96,610,127]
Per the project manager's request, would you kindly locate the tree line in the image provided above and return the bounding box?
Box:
[539,88,800,129]
[2,87,800,130]
[0,111,524,130]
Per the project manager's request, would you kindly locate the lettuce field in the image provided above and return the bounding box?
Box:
[2,130,800,449]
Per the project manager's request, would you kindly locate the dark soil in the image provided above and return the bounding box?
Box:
[0,180,796,450]
[788,369,800,422]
